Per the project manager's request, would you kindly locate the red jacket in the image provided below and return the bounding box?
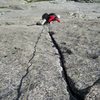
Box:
[48,15,60,23]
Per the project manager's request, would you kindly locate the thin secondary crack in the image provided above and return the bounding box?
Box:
[16,29,43,100]
[28,28,43,63]
[16,65,31,100]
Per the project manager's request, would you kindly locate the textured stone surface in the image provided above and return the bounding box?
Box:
[51,2,100,99]
[0,0,100,100]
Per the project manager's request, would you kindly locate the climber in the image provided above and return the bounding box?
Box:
[41,13,60,25]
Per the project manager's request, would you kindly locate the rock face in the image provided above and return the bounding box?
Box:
[50,2,100,100]
[85,80,100,100]
[0,1,100,100]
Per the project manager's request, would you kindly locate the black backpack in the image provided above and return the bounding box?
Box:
[48,13,56,17]
[42,13,49,20]
[42,13,57,24]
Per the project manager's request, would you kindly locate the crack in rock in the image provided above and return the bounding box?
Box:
[16,29,43,100]
[48,31,98,100]
[16,65,31,100]
[15,29,99,100]
[48,31,100,100]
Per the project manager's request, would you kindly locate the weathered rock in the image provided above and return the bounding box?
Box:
[51,3,100,99]
[0,0,100,100]
[85,79,100,100]
[0,2,70,100]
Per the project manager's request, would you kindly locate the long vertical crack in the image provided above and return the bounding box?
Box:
[48,31,87,100]
[48,31,100,100]
[16,28,43,100]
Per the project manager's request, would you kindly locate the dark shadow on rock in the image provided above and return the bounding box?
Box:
[61,47,73,55]
[88,54,99,59]
[36,22,42,25]
[61,42,66,45]
[4,55,7,58]
[49,31,55,35]
[87,50,100,59]
[97,16,100,19]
